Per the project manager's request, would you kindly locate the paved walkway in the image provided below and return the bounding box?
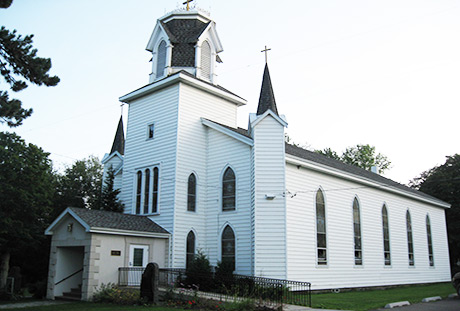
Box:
[0,300,70,309]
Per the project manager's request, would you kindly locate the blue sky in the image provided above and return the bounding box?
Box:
[1,0,459,184]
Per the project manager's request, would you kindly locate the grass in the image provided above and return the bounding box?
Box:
[310,282,454,311]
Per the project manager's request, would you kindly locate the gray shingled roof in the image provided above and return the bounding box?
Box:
[161,19,209,67]
[202,121,446,206]
[257,64,278,116]
[110,116,125,155]
[70,207,169,234]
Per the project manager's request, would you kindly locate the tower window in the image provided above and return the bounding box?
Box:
[136,171,142,214]
[143,169,150,214]
[152,167,159,213]
[147,124,154,139]
[186,231,196,269]
[187,173,196,212]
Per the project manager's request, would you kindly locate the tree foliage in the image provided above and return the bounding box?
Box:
[53,156,103,218]
[410,154,460,274]
[0,132,55,291]
[97,165,124,212]
[0,21,59,126]
[316,144,391,174]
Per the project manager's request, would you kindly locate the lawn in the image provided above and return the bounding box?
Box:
[310,282,454,311]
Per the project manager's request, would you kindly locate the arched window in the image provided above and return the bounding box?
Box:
[222,167,235,211]
[221,225,235,271]
[187,173,196,212]
[382,205,391,266]
[143,169,150,214]
[136,171,142,214]
[186,231,195,269]
[200,41,211,80]
[353,197,362,265]
[406,210,414,266]
[426,215,434,266]
[156,41,166,79]
[152,167,159,213]
[316,189,327,265]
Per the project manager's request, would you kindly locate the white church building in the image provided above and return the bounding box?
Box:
[46,8,451,300]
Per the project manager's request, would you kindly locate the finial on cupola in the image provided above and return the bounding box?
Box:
[183,0,194,11]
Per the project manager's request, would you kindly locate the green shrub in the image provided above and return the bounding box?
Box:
[92,283,143,305]
[185,250,213,291]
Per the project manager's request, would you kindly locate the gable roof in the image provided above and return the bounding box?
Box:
[201,122,448,207]
[45,207,169,237]
[257,64,279,116]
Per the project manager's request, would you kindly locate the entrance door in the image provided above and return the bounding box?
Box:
[128,245,149,286]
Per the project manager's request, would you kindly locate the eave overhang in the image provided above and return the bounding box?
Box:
[201,118,253,146]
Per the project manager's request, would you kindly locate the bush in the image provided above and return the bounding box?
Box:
[185,250,213,291]
[92,283,143,305]
[28,280,47,299]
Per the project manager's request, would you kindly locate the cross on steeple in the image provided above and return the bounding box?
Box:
[183,0,194,11]
[261,45,271,64]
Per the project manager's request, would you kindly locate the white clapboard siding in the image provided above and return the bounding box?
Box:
[120,84,179,235]
[285,163,450,289]
[204,129,252,275]
[171,83,242,269]
[252,115,287,279]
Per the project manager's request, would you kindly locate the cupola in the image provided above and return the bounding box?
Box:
[146,8,223,84]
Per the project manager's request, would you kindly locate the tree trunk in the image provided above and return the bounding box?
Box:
[0,251,10,291]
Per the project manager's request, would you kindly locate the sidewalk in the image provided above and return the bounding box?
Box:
[0,300,69,310]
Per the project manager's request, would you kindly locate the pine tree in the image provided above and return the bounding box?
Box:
[98,165,124,212]
[0,14,59,126]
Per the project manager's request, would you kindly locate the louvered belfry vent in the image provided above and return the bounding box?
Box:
[156,41,167,78]
[201,41,211,80]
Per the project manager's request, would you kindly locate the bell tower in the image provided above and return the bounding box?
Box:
[146,8,223,84]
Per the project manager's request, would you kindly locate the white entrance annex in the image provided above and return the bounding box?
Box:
[46,5,451,301]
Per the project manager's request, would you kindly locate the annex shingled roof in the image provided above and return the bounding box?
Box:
[69,207,169,234]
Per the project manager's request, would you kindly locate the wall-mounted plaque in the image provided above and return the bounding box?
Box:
[111,250,121,256]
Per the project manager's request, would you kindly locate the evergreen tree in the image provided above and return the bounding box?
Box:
[0,132,55,292]
[0,2,59,126]
[98,165,124,212]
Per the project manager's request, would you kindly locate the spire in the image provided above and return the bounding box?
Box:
[256,64,279,116]
[110,116,125,155]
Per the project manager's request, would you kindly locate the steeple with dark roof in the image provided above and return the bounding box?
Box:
[256,64,279,116]
[110,116,125,155]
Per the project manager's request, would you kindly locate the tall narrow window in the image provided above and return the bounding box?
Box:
[186,231,195,269]
[222,167,235,211]
[200,41,211,80]
[406,210,414,266]
[143,169,150,214]
[152,167,159,213]
[316,189,327,265]
[136,171,142,214]
[156,41,166,79]
[353,198,362,265]
[221,225,235,271]
[187,173,196,212]
[382,205,391,266]
[426,215,434,266]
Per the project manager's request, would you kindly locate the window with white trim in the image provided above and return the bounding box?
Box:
[316,189,327,265]
[382,204,391,266]
[353,197,362,265]
[221,225,235,271]
[406,210,414,266]
[147,124,154,139]
[426,215,434,266]
[187,173,196,212]
[186,231,195,269]
[222,167,235,211]
[134,166,159,215]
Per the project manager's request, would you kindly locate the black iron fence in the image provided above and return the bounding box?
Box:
[118,267,311,307]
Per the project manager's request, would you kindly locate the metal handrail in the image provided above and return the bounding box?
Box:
[55,268,83,286]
